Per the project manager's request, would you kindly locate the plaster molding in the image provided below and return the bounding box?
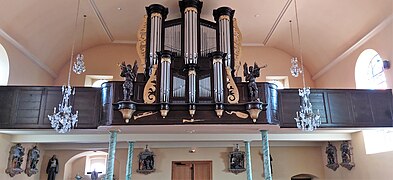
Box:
[312,13,393,80]
[0,28,58,78]
[89,0,114,42]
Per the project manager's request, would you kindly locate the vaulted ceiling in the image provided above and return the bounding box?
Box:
[0,0,392,79]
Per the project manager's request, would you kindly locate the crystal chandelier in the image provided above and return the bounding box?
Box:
[289,20,302,78]
[48,0,82,133]
[48,86,79,133]
[292,0,320,131]
[73,15,87,74]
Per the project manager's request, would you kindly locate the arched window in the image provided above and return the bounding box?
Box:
[0,44,10,85]
[355,49,387,89]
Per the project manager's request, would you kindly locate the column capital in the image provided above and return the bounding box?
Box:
[108,128,121,133]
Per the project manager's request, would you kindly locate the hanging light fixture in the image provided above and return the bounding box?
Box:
[48,0,82,133]
[73,14,87,74]
[289,20,302,77]
[292,0,321,131]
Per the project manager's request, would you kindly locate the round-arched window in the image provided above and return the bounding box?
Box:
[0,44,10,85]
[355,49,387,89]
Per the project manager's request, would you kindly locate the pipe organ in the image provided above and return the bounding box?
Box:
[142,0,240,118]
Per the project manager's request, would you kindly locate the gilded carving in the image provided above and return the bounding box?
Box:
[151,13,162,18]
[233,18,242,74]
[143,64,158,104]
[136,15,147,69]
[184,7,197,13]
[219,15,230,21]
[226,66,239,104]
[225,111,248,119]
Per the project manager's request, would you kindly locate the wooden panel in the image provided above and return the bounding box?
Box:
[172,162,192,180]
[350,92,373,124]
[0,89,15,125]
[279,90,299,127]
[369,91,393,125]
[15,90,42,125]
[327,92,352,124]
[73,88,101,128]
[310,92,328,124]
[194,161,212,180]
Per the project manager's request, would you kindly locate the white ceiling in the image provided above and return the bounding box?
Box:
[0,0,391,79]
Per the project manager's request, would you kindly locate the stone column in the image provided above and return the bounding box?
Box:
[244,141,253,180]
[105,130,119,180]
[261,130,272,180]
[125,141,135,180]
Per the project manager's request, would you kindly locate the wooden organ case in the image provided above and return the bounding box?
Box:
[109,0,277,125]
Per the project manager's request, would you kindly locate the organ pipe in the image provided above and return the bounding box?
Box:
[146,4,168,73]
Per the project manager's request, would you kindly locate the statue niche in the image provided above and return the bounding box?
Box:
[5,143,25,177]
[137,145,156,175]
[325,142,339,171]
[25,145,40,176]
[228,144,246,174]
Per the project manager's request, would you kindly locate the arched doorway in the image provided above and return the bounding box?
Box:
[64,151,120,180]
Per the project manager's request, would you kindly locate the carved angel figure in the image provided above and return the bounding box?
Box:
[243,62,267,102]
[120,61,138,101]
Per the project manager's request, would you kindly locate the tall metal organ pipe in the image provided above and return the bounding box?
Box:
[159,51,172,118]
[182,3,200,116]
[211,51,224,104]
[213,7,235,68]
[146,4,168,71]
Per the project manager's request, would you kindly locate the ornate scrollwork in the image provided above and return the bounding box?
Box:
[143,64,157,104]
[136,15,147,68]
[226,66,239,104]
[233,18,242,75]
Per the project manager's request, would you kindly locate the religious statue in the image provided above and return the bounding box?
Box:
[228,144,245,174]
[5,143,25,177]
[340,141,355,170]
[120,61,138,101]
[46,155,59,180]
[137,145,155,174]
[25,145,40,176]
[325,142,339,171]
[90,169,99,180]
[243,62,267,102]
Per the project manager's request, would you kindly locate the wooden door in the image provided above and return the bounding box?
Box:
[172,161,212,180]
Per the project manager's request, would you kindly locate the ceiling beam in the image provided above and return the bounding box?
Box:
[0,28,58,78]
[89,0,114,42]
[312,13,393,80]
[262,0,293,45]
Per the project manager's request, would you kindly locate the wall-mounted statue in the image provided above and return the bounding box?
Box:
[340,141,355,170]
[137,145,155,175]
[120,61,138,101]
[243,62,267,102]
[46,155,59,180]
[325,142,339,171]
[25,145,40,176]
[5,143,25,177]
[228,144,245,174]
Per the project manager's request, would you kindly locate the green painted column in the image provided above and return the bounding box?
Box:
[125,141,135,180]
[260,130,272,180]
[244,141,253,180]
[106,130,118,180]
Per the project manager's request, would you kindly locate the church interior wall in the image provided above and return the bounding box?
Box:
[315,22,393,89]
[0,36,54,86]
